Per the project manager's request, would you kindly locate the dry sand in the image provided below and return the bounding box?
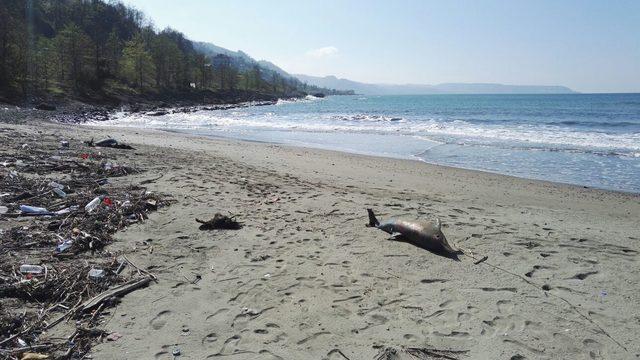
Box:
[3,121,640,359]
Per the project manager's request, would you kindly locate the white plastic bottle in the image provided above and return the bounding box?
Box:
[85,196,104,212]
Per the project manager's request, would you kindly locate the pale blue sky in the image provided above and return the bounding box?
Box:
[121,0,640,93]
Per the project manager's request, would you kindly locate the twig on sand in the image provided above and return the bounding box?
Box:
[122,254,157,281]
[473,256,488,265]
[140,173,165,185]
[77,277,152,313]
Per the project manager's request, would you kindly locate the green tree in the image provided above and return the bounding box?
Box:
[54,23,92,90]
[121,34,155,88]
[105,29,121,77]
[152,33,182,88]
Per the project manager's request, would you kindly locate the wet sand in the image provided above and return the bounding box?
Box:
[3,120,639,359]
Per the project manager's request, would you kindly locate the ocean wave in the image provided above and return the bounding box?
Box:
[330,114,404,122]
[99,110,640,157]
[546,120,640,128]
[275,95,323,105]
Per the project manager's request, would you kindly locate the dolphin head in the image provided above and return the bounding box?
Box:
[378,222,396,234]
[427,218,461,255]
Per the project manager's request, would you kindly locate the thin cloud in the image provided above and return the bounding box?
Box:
[306,46,339,58]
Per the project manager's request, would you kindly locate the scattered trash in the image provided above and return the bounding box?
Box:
[20,205,53,216]
[54,205,78,215]
[195,213,241,230]
[145,199,157,210]
[88,268,106,280]
[85,196,104,212]
[20,352,50,360]
[0,136,172,358]
[56,239,74,253]
[48,181,64,190]
[600,290,608,302]
[172,347,181,356]
[52,188,67,198]
[60,140,70,148]
[106,332,123,342]
[240,307,260,316]
[251,254,271,262]
[20,264,44,274]
[102,196,113,206]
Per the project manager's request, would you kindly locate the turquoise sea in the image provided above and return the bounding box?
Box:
[104,93,640,193]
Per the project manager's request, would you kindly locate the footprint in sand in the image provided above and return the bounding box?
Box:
[150,310,171,330]
[497,299,514,314]
[202,332,218,344]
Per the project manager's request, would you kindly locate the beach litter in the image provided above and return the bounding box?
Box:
[19,353,50,360]
[20,205,53,216]
[0,137,173,358]
[196,213,242,230]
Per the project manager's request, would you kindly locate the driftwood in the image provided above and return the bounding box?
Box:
[77,277,152,313]
[473,256,488,265]
[374,346,468,360]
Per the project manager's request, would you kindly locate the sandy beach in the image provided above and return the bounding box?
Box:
[2,119,639,359]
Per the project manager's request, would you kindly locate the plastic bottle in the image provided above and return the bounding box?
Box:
[56,239,73,252]
[48,181,64,190]
[88,268,106,280]
[19,265,44,274]
[85,196,104,212]
[20,205,51,215]
[53,188,67,198]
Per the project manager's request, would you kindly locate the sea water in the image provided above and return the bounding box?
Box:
[103,93,640,193]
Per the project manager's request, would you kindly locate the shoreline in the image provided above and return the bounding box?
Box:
[93,94,640,195]
[1,118,639,359]
[105,123,640,197]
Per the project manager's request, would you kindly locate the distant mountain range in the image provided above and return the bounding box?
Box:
[192,42,288,76]
[190,42,575,96]
[294,74,576,95]
[192,42,352,95]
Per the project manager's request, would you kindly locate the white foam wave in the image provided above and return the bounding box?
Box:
[330,114,404,122]
[97,111,640,155]
[275,95,323,105]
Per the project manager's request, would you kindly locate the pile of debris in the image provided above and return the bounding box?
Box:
[0,137,172,359]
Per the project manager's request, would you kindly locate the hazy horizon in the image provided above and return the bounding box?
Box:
[122,0,640,93]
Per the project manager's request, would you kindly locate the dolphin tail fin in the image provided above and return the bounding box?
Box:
[367,208,380,227]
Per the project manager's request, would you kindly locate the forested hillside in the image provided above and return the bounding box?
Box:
[0,0,347,105]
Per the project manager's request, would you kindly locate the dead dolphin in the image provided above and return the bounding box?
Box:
[86,138,134,150]
[367,209,462,257]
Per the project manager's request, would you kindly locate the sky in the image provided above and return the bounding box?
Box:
[121,0,640,93]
